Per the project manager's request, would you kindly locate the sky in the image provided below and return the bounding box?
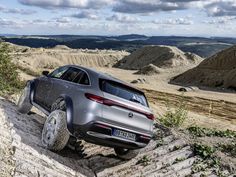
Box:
[0,0,236,37]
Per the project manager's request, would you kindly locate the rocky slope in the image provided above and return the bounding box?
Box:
[171,45,236,90]
[115,45,203,70]
[0,98,234,177]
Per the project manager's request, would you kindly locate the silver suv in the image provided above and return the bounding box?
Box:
[17,65,154,159]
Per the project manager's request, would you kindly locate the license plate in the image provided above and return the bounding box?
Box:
[113,129,136,141]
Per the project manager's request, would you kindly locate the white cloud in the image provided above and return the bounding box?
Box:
[55,17,71,23]
[204,16,236,24]
[153,17,193,25]
[106,14,141,23]
[0,5,36,15]
[205,0,236,17]
[0,18,26,28]
[0,0,234,36]
[16,0,236,18]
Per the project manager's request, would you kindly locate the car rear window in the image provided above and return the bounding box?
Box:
[100,79,148,107]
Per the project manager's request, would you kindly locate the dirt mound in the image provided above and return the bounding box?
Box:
[115,45,202,69]
[171,45,236,90]
[134,64,162,75]
[11,48,129,71]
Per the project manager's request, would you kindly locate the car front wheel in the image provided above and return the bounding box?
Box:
[114,147,140,160]
[42,110,70,151]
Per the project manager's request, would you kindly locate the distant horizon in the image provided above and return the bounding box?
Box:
[1,33,236,39]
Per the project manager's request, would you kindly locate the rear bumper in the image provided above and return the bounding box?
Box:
[74,121,153,150]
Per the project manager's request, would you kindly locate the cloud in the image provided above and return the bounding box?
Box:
[17,0,236,18]
[112,0,197,14]
[71,11,99,20]
[205,1,236,17]
[204,16,236,24]
[0,5,36,15]
[18,0,113,9]
[153,17,193,25]
[112,0,236,18]
[0,18,25,28]
[106,14,141,23]
[54,17,71,23]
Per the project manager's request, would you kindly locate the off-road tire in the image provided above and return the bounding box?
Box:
[114,148,140,160]
[42,110,70,151]
[17,84,32,114]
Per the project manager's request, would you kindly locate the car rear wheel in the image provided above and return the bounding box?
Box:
[17,84,32,114]
[42,110,70,151]
[114,147,140,160]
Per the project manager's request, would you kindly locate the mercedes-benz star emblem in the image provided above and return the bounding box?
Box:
[128,112,134,118]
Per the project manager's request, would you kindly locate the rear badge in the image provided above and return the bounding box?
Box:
[128,112,134,118]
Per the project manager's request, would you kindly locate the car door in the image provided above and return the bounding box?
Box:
[34,66,69,109]
[33,76,53,108]
[47,67,85,109]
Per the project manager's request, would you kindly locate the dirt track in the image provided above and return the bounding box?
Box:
[1,98,233,177]
[144,89,236,125]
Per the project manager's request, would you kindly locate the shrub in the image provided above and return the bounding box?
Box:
[193,143,215,159]
[218,142,236,157]
[136,155,150,166]
[159,95,188,128]
[187,126,236,138]
[0,42,23,94]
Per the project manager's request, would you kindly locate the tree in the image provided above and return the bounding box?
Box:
[0,41,22,94]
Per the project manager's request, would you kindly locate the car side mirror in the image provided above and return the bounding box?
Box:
[42,71,49,76]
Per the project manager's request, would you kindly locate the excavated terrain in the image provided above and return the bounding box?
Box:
[9,44,129,71]
[171,45,236,89]
[115,45,202,70]
[0,98,234,177]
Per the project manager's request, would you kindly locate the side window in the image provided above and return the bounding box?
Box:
[79,72,89,85]
[60,67,90,85]
[49,66,68,78]
[73,71,90,85]
[61,68,80,82]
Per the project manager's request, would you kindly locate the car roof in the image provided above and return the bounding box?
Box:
[64,64,144,94]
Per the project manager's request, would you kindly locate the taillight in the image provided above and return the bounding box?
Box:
[85,93,104,104]
[146,113,155,120]
[85,93,154,121]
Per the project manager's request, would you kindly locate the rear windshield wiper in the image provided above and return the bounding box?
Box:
[130,98,142,104]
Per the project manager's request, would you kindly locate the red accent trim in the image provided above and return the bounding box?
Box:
[94,123,111,130]
[140,135,152,140]
[85,93,154,120]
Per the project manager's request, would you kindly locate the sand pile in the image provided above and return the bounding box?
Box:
[134,64,162,75]
[114,45,202,70]
[12,48,129,71]
[171,45,236,90]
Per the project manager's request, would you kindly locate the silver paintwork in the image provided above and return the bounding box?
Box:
[32,65,154,148]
